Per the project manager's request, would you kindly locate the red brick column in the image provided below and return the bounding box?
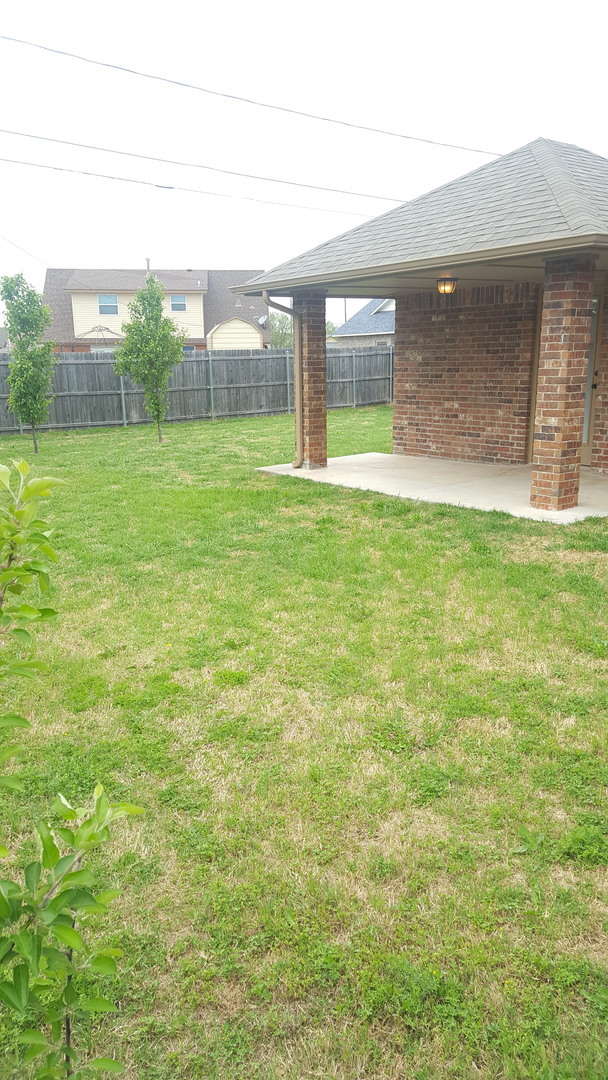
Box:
[293,290,327,468]
[530,257,596,510]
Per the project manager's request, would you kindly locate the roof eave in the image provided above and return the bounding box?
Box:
[232,233,608,296]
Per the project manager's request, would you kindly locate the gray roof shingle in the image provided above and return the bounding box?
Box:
[239,138,608,291]
[334,299,395,337]
[64,269,208,292]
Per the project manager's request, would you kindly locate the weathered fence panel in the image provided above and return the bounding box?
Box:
[0,346,393,433]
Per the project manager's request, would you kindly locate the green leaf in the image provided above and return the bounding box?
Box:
[24,861,41,893]
[35,821,60,870]
[13,460,30,477]
[88,1061,125,1074]
[109,802,144,819]
[16,604,41,621]
[55,827,76,846]
[94,889,121,906]
[21,478,65,502]
[62,869,94,887]
[0,776,23,792]
[0,980,22,1011]
[0,465,12,492]
[10,627,32,645]
[80,996,118,1013]
[0,743,22,766]
[52,924,83,951]
[13,964,29,1009]
[16,1029,47,1046]
[22,1043,47,1063]
[0,845,8,858]
[52,794,77,821]
[89,954,117,975]
[0,714,31,730]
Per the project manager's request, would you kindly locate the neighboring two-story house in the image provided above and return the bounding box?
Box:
[42,268,270,351]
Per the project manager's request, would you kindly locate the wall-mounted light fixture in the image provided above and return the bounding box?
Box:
[437,278,457,295]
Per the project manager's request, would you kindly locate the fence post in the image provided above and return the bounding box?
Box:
[119,375,127,427]
[389,346,394,403]
[352,350,357,409]
[285,350,291,414]
[208,352,215,419]
[18,419,23,436]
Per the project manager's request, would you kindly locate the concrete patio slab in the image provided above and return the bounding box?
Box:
[258,453,608,523]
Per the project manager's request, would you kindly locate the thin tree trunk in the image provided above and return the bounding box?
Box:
[31,425,38,454]
[157,419,162,443]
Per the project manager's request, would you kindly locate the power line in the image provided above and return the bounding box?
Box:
[0,34,501,158]
[0,127,405,204]
[0,155,370,217]
[0,233,48,266]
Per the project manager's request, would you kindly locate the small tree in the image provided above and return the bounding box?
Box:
[326,320,337,338]
[115,276,184,442]
[0,275,55,454]
[269,311,293,349]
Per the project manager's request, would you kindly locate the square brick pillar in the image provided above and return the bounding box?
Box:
[293,290,327,469]
[530,257,596,511]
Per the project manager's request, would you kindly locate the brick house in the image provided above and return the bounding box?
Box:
[42,268,270,352]
[233,138,608,514]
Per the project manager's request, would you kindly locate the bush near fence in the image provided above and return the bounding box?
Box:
[0,346,393,433]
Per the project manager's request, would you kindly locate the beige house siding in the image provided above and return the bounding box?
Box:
[207,318,263,350]
[71,291,205,341]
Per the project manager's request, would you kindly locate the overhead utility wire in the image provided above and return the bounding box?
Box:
[0,156,370,217]
[0,128,405,204]
[0,35,501,157]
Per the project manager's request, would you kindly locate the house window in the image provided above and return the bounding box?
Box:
[183,345,195,353]
[98,294,118,315]
[171,294,186,312]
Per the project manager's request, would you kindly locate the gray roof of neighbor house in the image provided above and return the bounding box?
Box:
[334,299,395,337]
[43,268,268,344]
[235,138,608,294]
[64,269,209,292]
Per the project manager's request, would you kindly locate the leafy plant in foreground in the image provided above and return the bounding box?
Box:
[0,459,62,681]
[0,785,142,1077]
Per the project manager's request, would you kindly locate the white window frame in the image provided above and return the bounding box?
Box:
[171,294,187,312]
[98,294,118,315]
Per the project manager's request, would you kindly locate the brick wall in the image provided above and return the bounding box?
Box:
[293,290,327,468]
[393,284,540,464]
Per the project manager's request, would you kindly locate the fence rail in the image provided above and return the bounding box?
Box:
[0,346,393,433]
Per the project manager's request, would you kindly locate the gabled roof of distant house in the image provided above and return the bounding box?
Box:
[64,269,209,292]
[235,138,608,295]
[334,299,395,337]
[203,270,269,338]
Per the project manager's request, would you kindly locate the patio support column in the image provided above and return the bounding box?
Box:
[530,256,596,511]
[293,290,327,468]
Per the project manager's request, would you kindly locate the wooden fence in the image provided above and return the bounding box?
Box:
[0,346,393,433]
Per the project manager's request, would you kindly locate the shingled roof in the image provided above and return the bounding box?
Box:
[236,138,608,294]
[334,299,395,337]
[64,269,208,292]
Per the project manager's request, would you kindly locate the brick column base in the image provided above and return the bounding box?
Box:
[293,290,327,468]
[530,257,596,511]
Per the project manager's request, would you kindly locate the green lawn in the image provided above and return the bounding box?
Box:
[2,405,608,1079]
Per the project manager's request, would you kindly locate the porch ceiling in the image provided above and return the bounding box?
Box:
[258,453,608,524]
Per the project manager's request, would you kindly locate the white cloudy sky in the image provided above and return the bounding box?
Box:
[0,0,607,325]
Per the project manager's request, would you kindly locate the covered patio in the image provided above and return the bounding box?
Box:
[259,453,608,523]
[234,138,608,521]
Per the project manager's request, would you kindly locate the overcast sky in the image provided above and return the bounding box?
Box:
[1,0,607,325]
